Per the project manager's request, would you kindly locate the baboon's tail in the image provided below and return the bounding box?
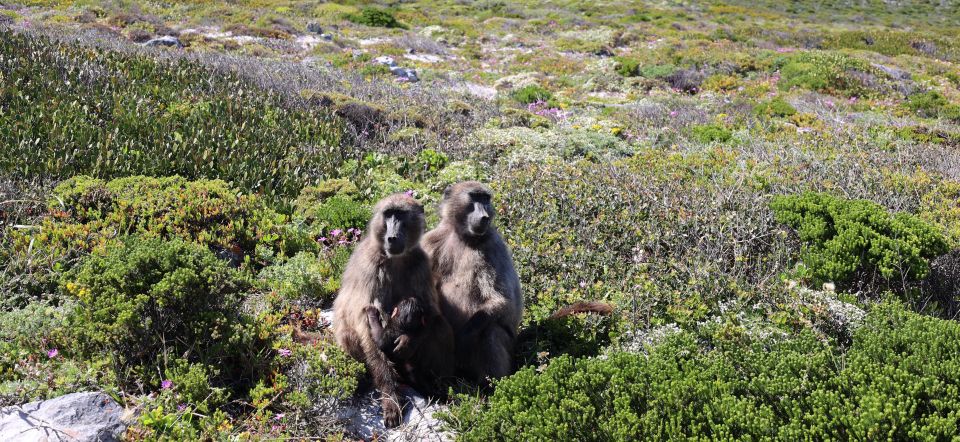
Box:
[548,301,614,320]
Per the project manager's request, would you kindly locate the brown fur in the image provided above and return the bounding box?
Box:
[333,194,454,427]
[548,301,614,320]
[422,181,523,384]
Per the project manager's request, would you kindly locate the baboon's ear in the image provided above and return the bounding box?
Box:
[442,185,454,201]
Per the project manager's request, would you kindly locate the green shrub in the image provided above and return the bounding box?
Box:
[905,90,960,121]
[613,56,640,77]
[906,91,950,118]
[753,97,797,117]
[770,192,949,293]
[638,63,677,79]
[514,312,617,368]
[777,51,879,97]
[413,148,449,175]
[690,124,733,143]
[256,250,348,305]
[4,175,313,306]
[0,301,116,405]
[345,7,406,29]
[511,85,554,105]
[63,236,269,389]
[946,71,960,87]
[275,335,365,436]
[449,302,960,441]
[294,195,370,234]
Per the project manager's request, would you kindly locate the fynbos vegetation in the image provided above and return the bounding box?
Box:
[2,0,960,439]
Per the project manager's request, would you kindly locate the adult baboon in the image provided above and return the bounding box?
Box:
[333,193,454,428]
[422,181,523,384]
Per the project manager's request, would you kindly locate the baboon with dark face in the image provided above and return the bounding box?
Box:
[422,181,523,385]
[333,193,454,428]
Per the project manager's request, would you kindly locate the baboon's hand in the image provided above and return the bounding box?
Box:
[382,396,402,428]
[393,335,414,359]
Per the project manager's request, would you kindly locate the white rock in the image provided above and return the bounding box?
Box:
[374,56,398,67]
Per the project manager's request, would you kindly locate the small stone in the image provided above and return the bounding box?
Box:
[389,66,419,82]
[307,21,323,34]
[321,33,333,41]
[142,36,183,48]
[374,55,397,67]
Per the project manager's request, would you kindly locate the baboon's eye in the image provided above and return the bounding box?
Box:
[470,193,491,204]
[383,209,407,220]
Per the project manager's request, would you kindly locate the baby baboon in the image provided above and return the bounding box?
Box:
[364,296,450,391]
[422,181,523,385]
[365,297,429,360]
[333,193,454,428]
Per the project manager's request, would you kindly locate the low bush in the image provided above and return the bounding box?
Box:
[272,333,366,436]
[770,192,949,294]
[690,124,733,143]
[345,7,406,29]
[293,195,370,235]
[449,302,960,441]
[63,236,270,389]
[511,85,554,105]
[753,97,797,117]
[257,249,350,305]
[639,64,677,79]
[702,74,740,92]
[777,51,882,97]
[613,56,640,77]
[905,90,960,121]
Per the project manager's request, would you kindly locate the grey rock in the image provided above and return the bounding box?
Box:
[871,63,911,81]
[0,392,128,442]
[321,33,334,41]
[142,36,182,48]
[389,66,419,82]
[307,22,323,34]
[374,55,397,67]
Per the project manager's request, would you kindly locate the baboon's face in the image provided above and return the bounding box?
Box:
[441,182,497,238]
[463,191,494,237]
[382,208,413,257]
[370,194,425,258]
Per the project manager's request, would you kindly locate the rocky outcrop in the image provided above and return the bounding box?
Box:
[0,392,128,442]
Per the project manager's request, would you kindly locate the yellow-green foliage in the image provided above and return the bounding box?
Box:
[64,236,269,389]
[777,51,882,97]
[43,175,287,253]
[450,302,960,441]
[770,192,949,291]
